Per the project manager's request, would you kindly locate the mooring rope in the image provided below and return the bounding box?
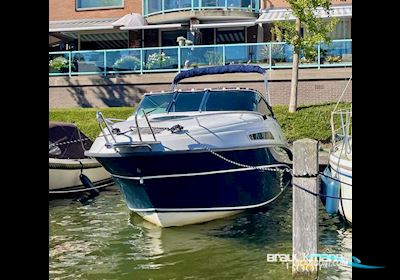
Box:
[181,129,352,201]
[291,183,352,200]
[318,171,352,187]
[49,182,113,194]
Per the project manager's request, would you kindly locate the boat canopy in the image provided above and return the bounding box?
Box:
[172,65,266,86]
[49,122,93,159]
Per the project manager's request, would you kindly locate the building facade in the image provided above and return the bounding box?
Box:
[49,0,351,51]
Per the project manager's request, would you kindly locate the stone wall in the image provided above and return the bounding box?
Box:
[49,68,352,108]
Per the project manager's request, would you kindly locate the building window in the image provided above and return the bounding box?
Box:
[80,32,128,50]
[329,18,351,39]
[76,0,124,10]
[216,28,245,44]
[161,30,188,46]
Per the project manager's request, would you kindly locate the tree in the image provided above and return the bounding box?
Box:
[273,0,338,113]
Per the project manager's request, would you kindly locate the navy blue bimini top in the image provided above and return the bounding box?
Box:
[172,65,266,85]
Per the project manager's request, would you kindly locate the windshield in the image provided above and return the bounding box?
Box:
[134,90,273,116]
[205,91,258,112]
[135,93,174,116]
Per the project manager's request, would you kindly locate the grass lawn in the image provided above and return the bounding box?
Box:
[49,103,350,142]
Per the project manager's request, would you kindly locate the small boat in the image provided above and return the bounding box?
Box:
[321,79,352,223]
[86,65,292,227]
[49,122,112,192]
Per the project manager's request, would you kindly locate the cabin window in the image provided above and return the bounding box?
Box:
[249,131,274,140]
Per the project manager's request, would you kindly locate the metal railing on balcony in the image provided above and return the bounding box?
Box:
[48,39,352,77]
[143,0,259,16]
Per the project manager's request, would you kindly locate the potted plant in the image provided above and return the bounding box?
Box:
[146,52,176,70]
[325,55,342,64]
[176,36,186,46]
[112,55,141,71]
[49,56,69,73]
[204,51,223,65]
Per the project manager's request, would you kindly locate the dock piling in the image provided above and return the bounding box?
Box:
[292,139,319,276]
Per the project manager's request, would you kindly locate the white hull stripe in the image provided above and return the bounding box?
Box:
[112,163,290,181]
[127,188,285,212]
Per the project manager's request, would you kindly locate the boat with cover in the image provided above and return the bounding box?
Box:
[85,65,292,227]
[49,122,112,191]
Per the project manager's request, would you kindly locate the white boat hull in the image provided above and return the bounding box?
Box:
[49,158,111,190]
[136,210,243,227]
[329,152,352,223]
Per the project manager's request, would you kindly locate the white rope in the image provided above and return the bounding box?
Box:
[333,75,352,112]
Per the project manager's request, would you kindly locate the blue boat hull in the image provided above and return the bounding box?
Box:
[95,147,291,226]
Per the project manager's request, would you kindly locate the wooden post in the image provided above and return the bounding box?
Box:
[292,139,319,276]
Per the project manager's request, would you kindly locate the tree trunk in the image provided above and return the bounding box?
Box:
[289,17,301,113]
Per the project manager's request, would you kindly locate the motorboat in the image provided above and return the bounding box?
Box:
[85,65,292,227]
[49,122,112,192]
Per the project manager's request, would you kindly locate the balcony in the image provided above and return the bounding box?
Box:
[49,40,352,76]
[143,0,259,23]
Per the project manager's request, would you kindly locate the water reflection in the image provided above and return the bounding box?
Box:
[49,186,352,280]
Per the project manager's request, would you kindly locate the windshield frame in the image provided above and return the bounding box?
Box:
[134,89,274,117]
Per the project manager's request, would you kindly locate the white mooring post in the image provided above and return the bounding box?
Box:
[292,139,319,277]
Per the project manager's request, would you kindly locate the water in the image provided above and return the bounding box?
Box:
[49,186,352,280]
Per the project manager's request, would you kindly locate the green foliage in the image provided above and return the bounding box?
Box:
[204,51,223,65]
[49,107,134,140]
[112,55,141,71]
[49,103,350,143]
[49,56,69,72]
[273,102,350,142]
[146,52,176,70]
[273,0,339,59]
[325,55,342,63]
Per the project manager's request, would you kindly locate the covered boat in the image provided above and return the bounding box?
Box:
[49,122,112,191]
[85,65,292,227]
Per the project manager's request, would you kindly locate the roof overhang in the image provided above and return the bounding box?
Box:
[49,18,118,33]
[49,26,115,32]
[256,5,352,24]
[191,21,256,29]
[120,23,183,30]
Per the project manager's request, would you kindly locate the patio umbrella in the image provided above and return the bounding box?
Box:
[112,13,148,28]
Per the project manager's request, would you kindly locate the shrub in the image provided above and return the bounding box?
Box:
[146,52,175,70]
[112,55,141,71]
[49,56,69,72]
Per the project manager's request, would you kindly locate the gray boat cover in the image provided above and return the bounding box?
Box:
[49,122,93,159]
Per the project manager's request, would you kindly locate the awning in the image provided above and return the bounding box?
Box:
[112,13,147,28]
[191,21,256,29]
[49,18,117,32]
[120,23,183,30]
[256,5,352,23]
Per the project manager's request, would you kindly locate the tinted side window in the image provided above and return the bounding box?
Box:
[256,96,273,117]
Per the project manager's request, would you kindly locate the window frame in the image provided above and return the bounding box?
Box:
[76,0,124,11]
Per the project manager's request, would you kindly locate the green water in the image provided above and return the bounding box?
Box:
[49,186,352,280]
